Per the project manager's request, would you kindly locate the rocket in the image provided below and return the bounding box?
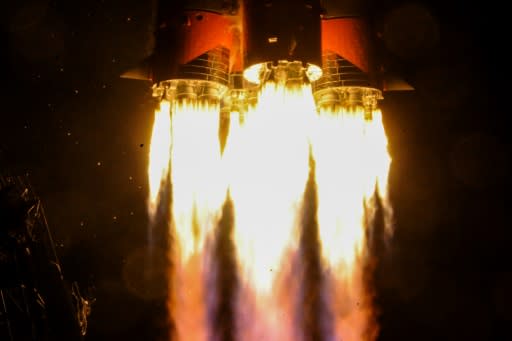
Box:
[122,0,412,113]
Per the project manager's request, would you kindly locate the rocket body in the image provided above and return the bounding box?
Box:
[121,0,411,103]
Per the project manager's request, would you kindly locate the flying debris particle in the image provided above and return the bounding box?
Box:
[137,186,142,190]
[67,132,71,136]
[80,221,85,227]
[102,84,107,89]
[129,211,134,216]
[97,161,102,166]
[113,216,117,221]
[112,57,117,63]
[74,89,79,94]
[126,17,132,22]
[128,176,133,181]
[60,67,64,72]
[139,144,144,148]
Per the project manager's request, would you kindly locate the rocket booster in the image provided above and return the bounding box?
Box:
[122,0,412,110]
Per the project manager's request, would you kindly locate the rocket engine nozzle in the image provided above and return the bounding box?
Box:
[243,60,322,85]
[122,0,412,111]
[152,46,230,103]
[242,0,323,84]
[312,51,382,117]
[149,6,234,104]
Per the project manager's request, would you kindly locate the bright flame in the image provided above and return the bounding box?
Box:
[147,99,227,341]
[147,83,392,341]
[243,63,265,84]
[170,100,227,261]
[225,83,314,291]
[305,64,323,82]
[311,107,392,341]
[147,100,171,218]
[169,100,227,341]
[224,82,316,340]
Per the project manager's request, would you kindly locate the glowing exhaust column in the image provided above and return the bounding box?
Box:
[145,6,235,341]
[148,100,172,220]
[308,13,394,341]
[140,1,397,340]
[233,1,326,340]
[309,106,392,341]
[223,81,317,341]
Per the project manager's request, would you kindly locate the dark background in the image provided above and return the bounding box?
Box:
[1,0,510,340]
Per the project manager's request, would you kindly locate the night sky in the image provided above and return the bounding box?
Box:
[1,1,511,340]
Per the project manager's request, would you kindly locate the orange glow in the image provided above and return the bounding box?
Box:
[170,100,227,341]
[147,83,392,341]
[222,82,316,340]
[224,82,314,292]
[311,107,392,341]
[148,100,227,341]
[311,108,391,269]
[170,100,227,261]
[147,100,171,218]
[321,18,370,72]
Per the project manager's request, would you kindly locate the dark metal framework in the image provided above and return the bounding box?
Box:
[0,175,88,341]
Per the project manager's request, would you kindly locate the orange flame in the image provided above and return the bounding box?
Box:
[148,100,171,218]
[147,84,392,341]
[311,107,392,341]
[223,82,316,340]
[169,100,227,341]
